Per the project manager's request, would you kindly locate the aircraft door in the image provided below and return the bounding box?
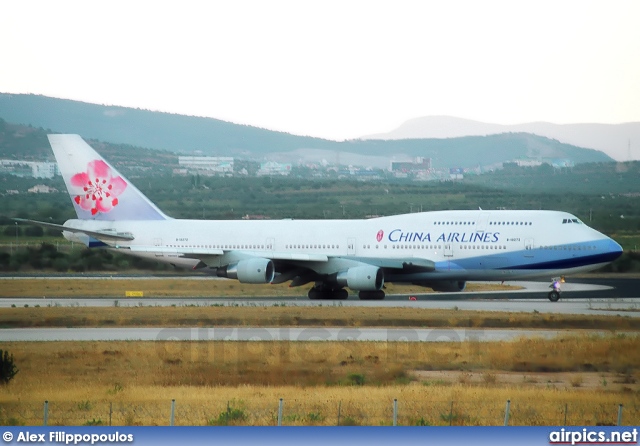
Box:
[444,244,453,257]
[476,213,489,232]
[347,237,356,256]
[524,238,534,258]
[153,238,163,257]
[266,238,275,251]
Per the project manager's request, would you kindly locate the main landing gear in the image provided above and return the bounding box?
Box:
[358,290,385,300]
[307,285,386,300]
[308,286,348,300]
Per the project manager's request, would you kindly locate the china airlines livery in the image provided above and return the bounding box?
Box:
[19,135,623,302]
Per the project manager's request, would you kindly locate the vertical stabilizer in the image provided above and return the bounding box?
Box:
[48,134,169,221]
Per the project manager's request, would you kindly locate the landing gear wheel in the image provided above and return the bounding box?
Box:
[308,287,349,300]
[548,290,560,302]
[358,290,385,300]
[334,289,349,300]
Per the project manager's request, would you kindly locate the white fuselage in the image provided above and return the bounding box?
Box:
[63,209,622,283]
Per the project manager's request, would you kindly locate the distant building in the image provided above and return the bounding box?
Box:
[551,159,575,168]
[449,167,464,180]
[0,160,58,178]
[514,159,543,167]
[178,156,234,174]
[32,162,58,178]
[241,214,271,220]
[353,170,382,180]
[257,161,291,176]
[28,184,58,193]
[390,157,432,173]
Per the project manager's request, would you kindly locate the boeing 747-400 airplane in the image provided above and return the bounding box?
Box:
[18,135,623,301]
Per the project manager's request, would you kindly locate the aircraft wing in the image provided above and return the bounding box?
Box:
[179,250,434,272]
[350,256,436,272]
[179,250,434,270]
[178,250,329,266]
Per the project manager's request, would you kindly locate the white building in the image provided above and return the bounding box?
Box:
[257,161,292,176]
[32,162,58,178]
[0,160,58,178]
[28,184,58,193]
[178,156,234,174]
[514,159,544,167]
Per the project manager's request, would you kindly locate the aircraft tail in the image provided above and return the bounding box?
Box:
[48,134,169,221]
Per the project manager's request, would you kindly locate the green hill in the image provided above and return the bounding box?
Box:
[0,93,613,168]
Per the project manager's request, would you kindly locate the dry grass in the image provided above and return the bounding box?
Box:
[2,385,635,426]
[0,278,518,298]
[1,337,639,425]
[2,305,640,331]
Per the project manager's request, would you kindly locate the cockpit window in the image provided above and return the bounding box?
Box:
[562,218,583,224]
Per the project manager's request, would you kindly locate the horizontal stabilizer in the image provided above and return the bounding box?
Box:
[13,218,134,242]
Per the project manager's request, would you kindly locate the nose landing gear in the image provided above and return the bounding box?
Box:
[548,277,564,302]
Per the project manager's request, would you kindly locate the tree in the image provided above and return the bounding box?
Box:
[24,226,44,237]
[0,349,18,385]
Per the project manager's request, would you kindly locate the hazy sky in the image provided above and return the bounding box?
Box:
[2,0,639,140]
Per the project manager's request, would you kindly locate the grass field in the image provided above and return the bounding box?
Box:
[1,337,639,426]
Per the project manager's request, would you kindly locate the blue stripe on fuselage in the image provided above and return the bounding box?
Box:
[433,239,621,271]
[502,251,621,270]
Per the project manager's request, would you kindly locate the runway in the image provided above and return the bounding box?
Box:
[1,279,639,316]
[0,326,627,342]
[1,277,638,342]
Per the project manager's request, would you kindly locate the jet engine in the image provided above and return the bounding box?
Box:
[217,258,275,284]
[336,265,384,291]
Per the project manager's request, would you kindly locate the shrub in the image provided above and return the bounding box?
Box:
[83,418,103,426]
[24,226,44,237]
[208,404,247,426]
[339,416,360,426]
[52,258,69,272]
[307,412,324,423]
[413,417,431,426]
[0,350,19,385]
[347,373,365,386]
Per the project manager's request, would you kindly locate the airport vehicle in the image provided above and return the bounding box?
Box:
[18,135,623,301]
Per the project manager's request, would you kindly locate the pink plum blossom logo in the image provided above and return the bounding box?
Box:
[70,160,127,215]
[376,230,384,242]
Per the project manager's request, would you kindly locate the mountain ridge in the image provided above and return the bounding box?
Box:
[0,94,613,168]
[363,115,640,162]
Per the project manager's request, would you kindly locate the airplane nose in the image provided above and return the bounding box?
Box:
[608,239,623,260]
